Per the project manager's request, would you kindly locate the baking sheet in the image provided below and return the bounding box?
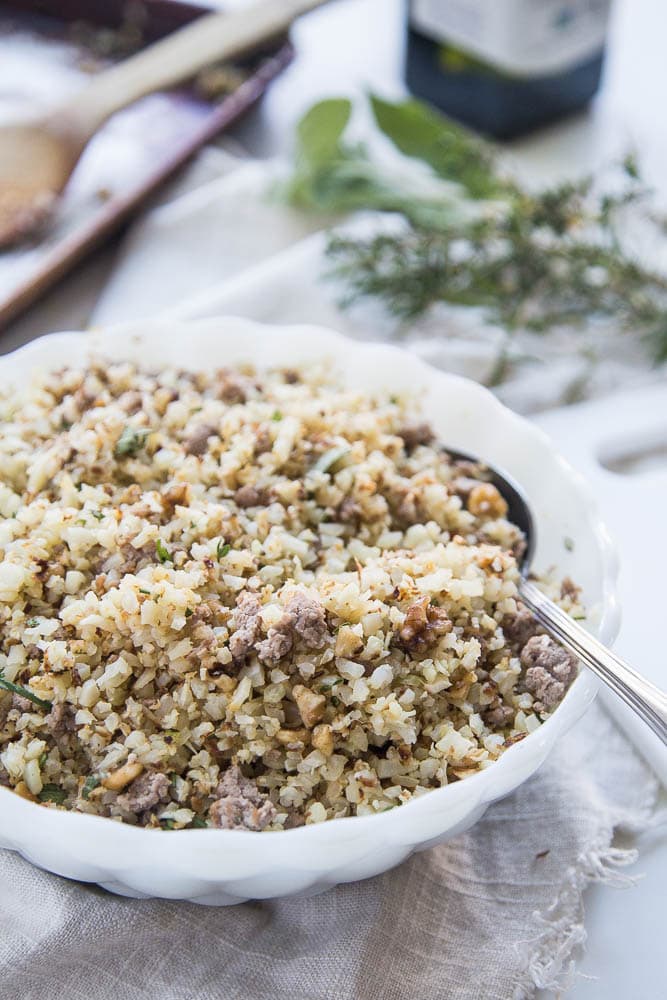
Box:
[0,0,292,327]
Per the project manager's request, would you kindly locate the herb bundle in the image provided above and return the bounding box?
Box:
[283,95,667,382]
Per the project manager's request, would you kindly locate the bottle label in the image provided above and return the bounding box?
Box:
[411,0,611,77]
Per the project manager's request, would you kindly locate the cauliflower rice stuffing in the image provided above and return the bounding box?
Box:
[0,360,582,830]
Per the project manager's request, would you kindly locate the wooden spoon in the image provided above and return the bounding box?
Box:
[0,0,328,249]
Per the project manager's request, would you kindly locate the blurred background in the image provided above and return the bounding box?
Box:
[1,0,666,345]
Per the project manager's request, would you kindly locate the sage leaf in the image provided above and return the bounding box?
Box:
[297,97,352,170]
[369,94,503,200]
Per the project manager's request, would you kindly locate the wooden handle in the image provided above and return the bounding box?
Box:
[57,0,329,139]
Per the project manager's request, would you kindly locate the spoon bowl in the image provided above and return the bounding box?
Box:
[446,448,536,570]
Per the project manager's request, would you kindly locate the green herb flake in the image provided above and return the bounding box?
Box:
[404,674,425,687]
[313,445,351,474]
[564,537,575,552]
[623,152,639,180]
[91,510,104,521]
[39,751,48,768]
[114,425,150,458]
[185,607,193,618]
[190,816,208,829]
[138,588,151,596]
[216,540,231,560]
[81,775,100,800]
[271,410,283,421]
[39,784,67,805]
[155,538,171,563]
[0,669,52,710]
[160,819,176,830]
[26,617,39,628]
[319,677,344,692]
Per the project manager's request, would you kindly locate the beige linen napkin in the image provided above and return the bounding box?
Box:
[0,707,657,1000]
[0,152,662,1000]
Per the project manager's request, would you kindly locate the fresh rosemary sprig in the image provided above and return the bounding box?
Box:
[283,95,667,374]
[0,668,52,710]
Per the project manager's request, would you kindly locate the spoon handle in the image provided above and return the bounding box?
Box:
[519,579,667,744]
[55,0,329,138]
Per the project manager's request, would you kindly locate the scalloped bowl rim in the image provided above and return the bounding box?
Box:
[0,318,621,882]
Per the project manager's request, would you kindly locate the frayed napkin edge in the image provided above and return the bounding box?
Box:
[512,763,662,999]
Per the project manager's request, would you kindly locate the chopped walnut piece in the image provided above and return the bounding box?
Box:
[335,625,363,658]
[102,759,144,791]
[14,780,37,802]
[467,483,508,518]
[312,723,334,756]
[398,596,452,653]
[560,576,581,602]
[292,684,326,729]
[275,727,310,746]
[162,482,189,509]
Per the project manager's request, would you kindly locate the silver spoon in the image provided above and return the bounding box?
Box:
[451,450,667,744]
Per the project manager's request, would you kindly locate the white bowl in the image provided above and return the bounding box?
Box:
[0,318,620,905]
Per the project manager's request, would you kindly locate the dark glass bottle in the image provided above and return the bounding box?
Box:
[405,0,611,140]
